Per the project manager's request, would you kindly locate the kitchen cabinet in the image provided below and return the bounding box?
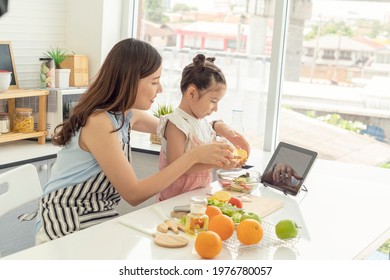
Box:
[0,88,48,144]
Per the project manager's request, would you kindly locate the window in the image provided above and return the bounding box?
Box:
[133,0,277,151]
[129,0,390,169]
[281,0,390,168]
[339,50,351,60]
[306,47,314,57]
[322,49,335,59]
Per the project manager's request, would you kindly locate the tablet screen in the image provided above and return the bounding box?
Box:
[261,142,318,196]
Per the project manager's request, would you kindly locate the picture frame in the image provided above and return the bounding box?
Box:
[0,41,19,89]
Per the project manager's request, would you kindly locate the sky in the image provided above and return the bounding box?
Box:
[169,0,390,21]
[307,1,390,21]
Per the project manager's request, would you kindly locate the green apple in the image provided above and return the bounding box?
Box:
[275,219,300,239]
[240,212,261,224]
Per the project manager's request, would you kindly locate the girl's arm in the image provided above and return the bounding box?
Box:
[213,120,251,156]
[79,112,233,206]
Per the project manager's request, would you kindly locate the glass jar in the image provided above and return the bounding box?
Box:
[231,109,244,134]
[39,57,55,88]
[13,108,34,133]
[0,112,10,134]
[185,196,209,235]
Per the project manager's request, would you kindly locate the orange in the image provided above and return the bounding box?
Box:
[205,205,222,220]
[233,148,248,164]
[211,190,231,202]
[195,231,222,259]
[236,219,264,245]
[208,214,235,241]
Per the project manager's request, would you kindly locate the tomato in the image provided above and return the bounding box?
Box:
[228,196,243,208]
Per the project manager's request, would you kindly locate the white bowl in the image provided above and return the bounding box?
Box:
[0,71,12,92]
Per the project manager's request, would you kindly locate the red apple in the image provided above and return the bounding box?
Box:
[228,196,243,208]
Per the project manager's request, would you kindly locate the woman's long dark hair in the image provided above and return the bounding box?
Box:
[52,38,162,146]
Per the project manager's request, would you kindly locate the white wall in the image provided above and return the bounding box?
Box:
[0,0,67,88]
[0,0,126,88]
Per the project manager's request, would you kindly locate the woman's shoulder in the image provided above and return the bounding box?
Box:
[80,111,117,135]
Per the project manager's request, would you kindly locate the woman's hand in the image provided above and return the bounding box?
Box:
[190,142,234,167]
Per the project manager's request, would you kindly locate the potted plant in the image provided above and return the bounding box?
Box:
[150,104,174,144]
[43,46,71,88]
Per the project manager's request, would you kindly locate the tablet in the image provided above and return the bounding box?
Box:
[260,142,318,196]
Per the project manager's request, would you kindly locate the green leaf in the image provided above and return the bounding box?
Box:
[43,46,71,68]
[152,104,174,117]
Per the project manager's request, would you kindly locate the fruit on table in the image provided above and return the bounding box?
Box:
[205,205,222,220]
[228,196,243,208]
[240,212,261,224]
[275,219,300,239]
[207,198,244,223]
[195,231,222,259]
[208,214,235,241]
[236,219,263,245]
[211,190,231,202]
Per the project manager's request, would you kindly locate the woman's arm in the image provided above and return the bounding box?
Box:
[164,121,238,173]
[80,112,233,206]
[131,109,159,134]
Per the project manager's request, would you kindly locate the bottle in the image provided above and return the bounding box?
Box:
[231,109,244,134]
[13,108,34,133]
[39,57,55,88]
[185,196,209,235]
[0,112,10,134]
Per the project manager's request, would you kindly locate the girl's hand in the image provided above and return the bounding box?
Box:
[213,121,250,157]
[220,157,242,169]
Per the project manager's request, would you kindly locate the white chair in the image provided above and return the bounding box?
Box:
[0,164,42,217]
[0,164,42,257]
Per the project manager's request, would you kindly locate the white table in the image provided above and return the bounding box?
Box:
[3,152,390,260]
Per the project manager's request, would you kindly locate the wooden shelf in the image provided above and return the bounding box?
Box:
[0,131,48,143]
[0,88,49,144]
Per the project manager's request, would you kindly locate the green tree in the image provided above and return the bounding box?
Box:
[172,3,191,12]
[143,0,165,23]
[305,21,354,40]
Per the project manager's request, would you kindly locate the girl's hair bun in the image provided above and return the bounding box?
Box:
[193,54,206,72]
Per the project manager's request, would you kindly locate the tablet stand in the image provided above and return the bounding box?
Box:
[262,183,308,196]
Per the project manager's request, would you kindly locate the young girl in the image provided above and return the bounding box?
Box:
[35,39,234,243]
[157,54,250,201]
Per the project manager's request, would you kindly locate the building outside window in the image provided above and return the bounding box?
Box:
[130,0,390,170]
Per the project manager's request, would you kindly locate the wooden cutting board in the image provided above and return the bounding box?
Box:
[227,192,284,218]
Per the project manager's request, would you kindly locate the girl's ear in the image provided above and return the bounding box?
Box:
[187,85,198,99]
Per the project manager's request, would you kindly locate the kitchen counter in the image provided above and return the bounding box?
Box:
[0,140,60,170]
[3,152,390,260]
